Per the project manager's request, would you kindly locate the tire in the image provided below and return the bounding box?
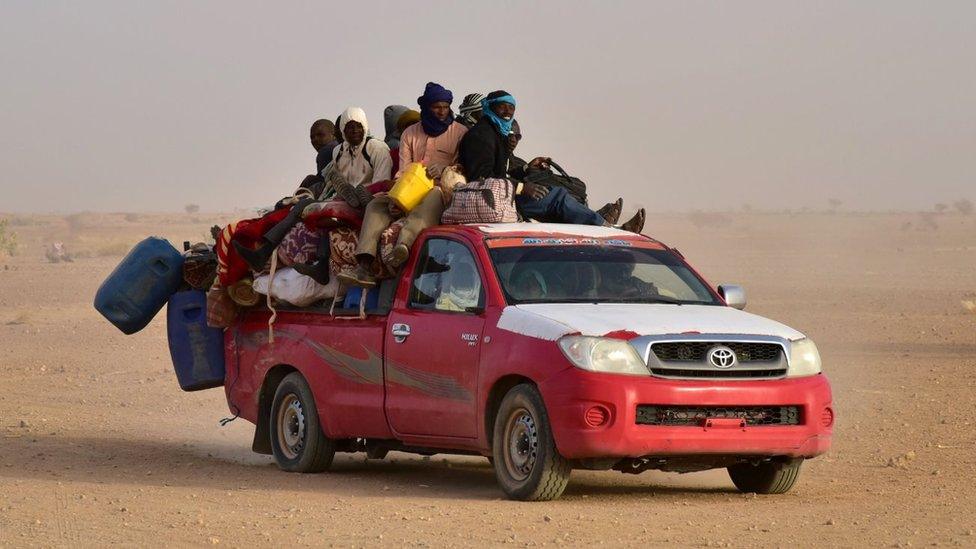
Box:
[269,372,335,473]
[727,458,803,494]
[491,384,571,501]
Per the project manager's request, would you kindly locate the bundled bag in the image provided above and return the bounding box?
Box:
[523,160,588,206]
[277,224,321,266]
[206,285,239,328]
[441,178,519,224]
[330,219,407,282]
[252,267,342,307]
[182,243,217,290]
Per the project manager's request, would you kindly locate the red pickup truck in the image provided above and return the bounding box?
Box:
[224,223,833,501]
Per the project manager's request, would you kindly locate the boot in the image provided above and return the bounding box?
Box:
[388,243,410,268]
[292,234,332,285]
[232,199,312,271]
[596,198,623,225]
[619,208,646,234]
[336,257,377,288]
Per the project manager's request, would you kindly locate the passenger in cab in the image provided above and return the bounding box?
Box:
[338,83,467,288]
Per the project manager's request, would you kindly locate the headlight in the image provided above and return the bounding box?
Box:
[558,336,649,376]
[788,338,822,377]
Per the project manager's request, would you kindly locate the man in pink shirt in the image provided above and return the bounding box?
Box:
[339,82,466,288]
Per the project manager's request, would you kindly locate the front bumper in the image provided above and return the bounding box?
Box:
[539,369,833,460]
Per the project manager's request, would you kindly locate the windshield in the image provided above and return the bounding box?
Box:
[489,245,719,305]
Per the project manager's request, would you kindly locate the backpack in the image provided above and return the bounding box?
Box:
[334,136,373,165]
[441,178,519,224]
[523,160,588,206]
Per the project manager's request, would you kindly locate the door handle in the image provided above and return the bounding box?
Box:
[392,323,411,343]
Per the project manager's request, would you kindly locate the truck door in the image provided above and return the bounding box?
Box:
[384,237,486,439]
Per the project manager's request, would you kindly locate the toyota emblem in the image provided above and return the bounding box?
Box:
[708,346,737,368]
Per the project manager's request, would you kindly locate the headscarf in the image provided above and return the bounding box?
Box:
[383,105,410,148]
[396,109,420,131]
[481,90,517,136]
[337,107,370,156]
[417,81,454,137]
[456,92,484,127]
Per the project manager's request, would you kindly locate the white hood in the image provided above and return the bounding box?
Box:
[496,304,805,341]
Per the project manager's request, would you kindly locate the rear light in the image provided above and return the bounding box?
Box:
[584,406,610,427]
[820,407,834,428]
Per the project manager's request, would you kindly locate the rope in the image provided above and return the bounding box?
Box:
[267,247,278,344]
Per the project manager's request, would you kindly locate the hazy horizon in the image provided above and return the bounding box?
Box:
[1,1,974,214]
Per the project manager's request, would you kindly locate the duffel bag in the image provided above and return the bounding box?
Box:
[523,160,588,206]
[441,178,519,224]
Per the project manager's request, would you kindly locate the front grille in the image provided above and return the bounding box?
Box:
[648,368,787,379]
[651,342,782,363]
[635,405,802,426]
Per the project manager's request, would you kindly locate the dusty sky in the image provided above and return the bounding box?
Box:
[0,1,973,213]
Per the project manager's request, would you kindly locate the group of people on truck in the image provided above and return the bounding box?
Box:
[227,82,647,302]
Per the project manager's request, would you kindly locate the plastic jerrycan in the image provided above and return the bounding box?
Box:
[93,237,184,334]
[166,290,226,391]
[388,162,434,212]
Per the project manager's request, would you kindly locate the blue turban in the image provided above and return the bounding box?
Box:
[417,82,454,137]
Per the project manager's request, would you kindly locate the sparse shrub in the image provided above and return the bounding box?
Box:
[954,199,974,216]
[687,211,734,229]
[64,212,98,232]
[94,241,134,257]
[185,204,200,214]
[741,204,753,213]
[0,219,18,256]
[124,213,141,223]
[934,203,948,214]
[827,198,842,211]
[918,212,939,231]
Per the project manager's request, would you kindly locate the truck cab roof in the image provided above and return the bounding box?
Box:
[423,223,668,250]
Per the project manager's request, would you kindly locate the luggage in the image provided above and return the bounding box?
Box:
[206,285,238,328]
[343,286,379,310]
[388,162,434,212]
[94,237,184,334]
[252,267,342,307]
[303,200,365,231]
[441,178,519,224]
[277,224,321,266]
[182,242,217,290]
[166,290,225,391]
[523,160,588,206]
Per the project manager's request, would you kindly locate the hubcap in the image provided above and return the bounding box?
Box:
[276,394,306,460]
[503,409,538,481]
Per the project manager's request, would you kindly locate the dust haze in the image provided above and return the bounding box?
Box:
[1,1,974,214]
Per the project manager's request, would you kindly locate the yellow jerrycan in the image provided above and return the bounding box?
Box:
[388,162,434,212]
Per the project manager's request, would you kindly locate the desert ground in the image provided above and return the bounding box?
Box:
[1,210,974,547]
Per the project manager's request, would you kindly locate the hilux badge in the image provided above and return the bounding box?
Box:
[708,346,737,368]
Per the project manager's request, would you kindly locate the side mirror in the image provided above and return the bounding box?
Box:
[718,284,746,310]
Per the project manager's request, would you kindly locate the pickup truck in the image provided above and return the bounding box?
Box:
[224,223,833,501]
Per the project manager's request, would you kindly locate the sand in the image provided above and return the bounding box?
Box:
[1,211,974,547]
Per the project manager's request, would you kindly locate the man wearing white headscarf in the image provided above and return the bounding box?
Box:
[331,107,393,187]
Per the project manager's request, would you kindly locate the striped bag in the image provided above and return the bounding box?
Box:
[441,178,519,224]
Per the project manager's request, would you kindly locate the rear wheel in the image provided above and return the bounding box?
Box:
[728,458,802,494]
[492,384,571,501]
[270,372,335,473]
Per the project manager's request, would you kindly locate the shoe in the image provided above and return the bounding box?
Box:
[336,263,376,288]
[388,243,410,267]
[292,261,331,285]
[596,198,623,225]
[233,240,274,271]
[620,208,646,234]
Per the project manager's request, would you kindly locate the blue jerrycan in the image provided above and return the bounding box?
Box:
[166,290,226,391]
[94,237,184,334]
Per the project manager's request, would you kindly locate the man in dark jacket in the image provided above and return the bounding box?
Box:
[459,92,644,232]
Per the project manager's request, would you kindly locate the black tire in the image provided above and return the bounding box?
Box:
[727,458,803,494]
[269,372,335,473]
[491,384,571,501]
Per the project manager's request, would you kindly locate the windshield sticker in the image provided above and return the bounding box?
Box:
[520,238,632,246]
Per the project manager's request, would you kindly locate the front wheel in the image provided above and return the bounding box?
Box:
[269,372,335,473]
[727,458,803,494]
[492,384,571,501]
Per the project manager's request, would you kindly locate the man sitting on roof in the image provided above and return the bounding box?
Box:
[338,83,468,289]
[458,91,644,233]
